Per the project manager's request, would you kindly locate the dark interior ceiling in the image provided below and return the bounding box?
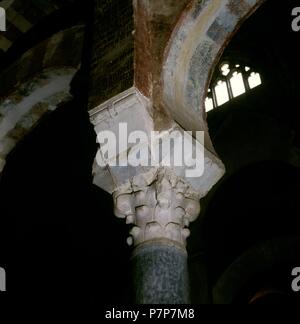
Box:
[0,0,79,53]
[0,0,88,73]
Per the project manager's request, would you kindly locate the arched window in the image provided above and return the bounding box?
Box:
[205,62,262,112]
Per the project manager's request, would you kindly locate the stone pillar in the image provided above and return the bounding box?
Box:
[132,243,189,304]
[89,87,225,304]
[114,168,200,303]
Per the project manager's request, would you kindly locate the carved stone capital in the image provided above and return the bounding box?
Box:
[113,168,201,250]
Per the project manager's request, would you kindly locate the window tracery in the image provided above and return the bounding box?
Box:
[205,62,262,112]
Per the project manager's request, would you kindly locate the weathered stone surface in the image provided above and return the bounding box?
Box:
[0,68,76,172]
[90,87,154,193]
[132,243,190,304]
[0,26,84,99]
[114,168,200,249]
[133,0,190,130]
[163,0,265,150]
[90,87,224,196]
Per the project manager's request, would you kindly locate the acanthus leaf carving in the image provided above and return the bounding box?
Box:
[113,167,201,249]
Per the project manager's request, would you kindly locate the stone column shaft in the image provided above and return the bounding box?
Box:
[132,243,189,304]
